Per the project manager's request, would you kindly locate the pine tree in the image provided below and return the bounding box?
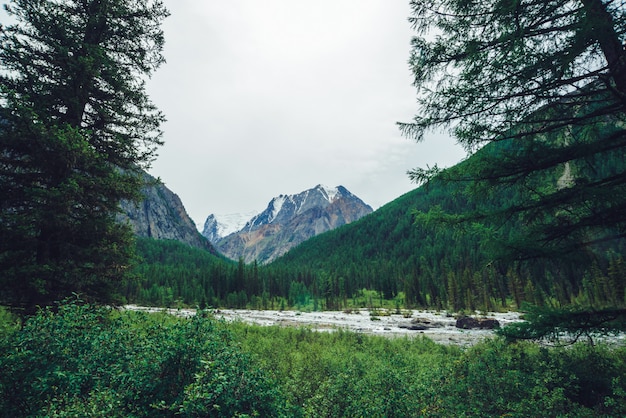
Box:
[401,0,626,259]
[0,0,169,311]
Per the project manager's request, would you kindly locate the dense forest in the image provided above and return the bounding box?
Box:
[127,135,626,313]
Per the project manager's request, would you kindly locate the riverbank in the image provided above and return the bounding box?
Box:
[125,305,523,346]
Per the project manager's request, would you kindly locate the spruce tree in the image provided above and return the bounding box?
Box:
[401,0,626,259]
[0,0,169,311]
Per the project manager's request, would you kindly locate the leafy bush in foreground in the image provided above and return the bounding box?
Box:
[230,324,626,417]
[2,302,625,417]
[0,300,288,417]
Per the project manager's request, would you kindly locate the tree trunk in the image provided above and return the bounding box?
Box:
[580,0,626,99]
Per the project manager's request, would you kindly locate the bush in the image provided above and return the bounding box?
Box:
[3,300,625,417]
[0,306,20,337]
[230,323,626,417]
[230,324,458,417]
[430,338,626,417]
[0,300,288,417]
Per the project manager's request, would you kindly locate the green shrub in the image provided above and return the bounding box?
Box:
[229,323,626,417]
[0,306,20,338]
[3,300,624,417]
[0,300,288,417]
[229,324,458,417]
[430,338,626,417]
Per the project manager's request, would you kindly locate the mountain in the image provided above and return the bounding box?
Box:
[204,185,373,264]
[129,142,626,312]
[202,211,259,244]
[118,172,215,252]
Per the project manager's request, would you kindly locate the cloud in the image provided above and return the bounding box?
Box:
[145,1,466,226]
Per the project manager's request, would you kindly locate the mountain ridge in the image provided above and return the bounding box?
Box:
[202,211,258,243]
[203,184,372,264]
[118,171,215,253]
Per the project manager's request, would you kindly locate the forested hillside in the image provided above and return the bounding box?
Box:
[130,238,294,310]
[130,140,626,312]
[270,142,626,312]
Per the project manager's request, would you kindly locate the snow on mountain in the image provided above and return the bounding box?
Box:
[202,211,259,244]
[320,184,339,202]
[242,184,356,232]
[209,184,373,264]
[218,211,259,236]
[269,195,286,223]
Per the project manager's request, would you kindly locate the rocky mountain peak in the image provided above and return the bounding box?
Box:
[202,211,259,245]
[244,184,359,231]
[118,171,215,252]
[204,184,373,264]
[201,214,220,244]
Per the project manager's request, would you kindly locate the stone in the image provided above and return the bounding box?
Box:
[455,316,500,330]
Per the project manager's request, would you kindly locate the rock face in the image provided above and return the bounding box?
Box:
[204,185,373,264]
[201,214,221,244]
[118,172,214,252]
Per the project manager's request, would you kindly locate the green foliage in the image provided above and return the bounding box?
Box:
[498,303,626,345]
[401,0,626,260]
[230,323,458,417]
[0,306,20,337]
[0,299,287,417]
[130,238,233,307]
[229,323,626,417]
[401,0,626,144]
[0,0,169,311]
[3,301,626,417]
[432,339,626,417]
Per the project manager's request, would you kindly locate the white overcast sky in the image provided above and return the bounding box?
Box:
[4,1,466,228]
[146,1,466,228]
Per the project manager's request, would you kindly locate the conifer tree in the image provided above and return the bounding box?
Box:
[0,0,169,311]
[402,0,626,259]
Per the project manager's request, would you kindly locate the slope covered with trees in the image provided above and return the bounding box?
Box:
[401,0,626,259]
[399,0,626,334]
[270,140,626,312]
[130,137,626,314]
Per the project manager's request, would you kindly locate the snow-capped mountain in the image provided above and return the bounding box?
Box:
[244,185,347,231]
[202,211,259,244]
[203,184,373,264]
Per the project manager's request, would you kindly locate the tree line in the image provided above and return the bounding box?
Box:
[129,211,626,314]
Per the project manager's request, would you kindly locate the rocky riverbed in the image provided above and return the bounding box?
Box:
[125,306,523,346]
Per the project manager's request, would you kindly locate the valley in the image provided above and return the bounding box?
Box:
[4,1,626,416]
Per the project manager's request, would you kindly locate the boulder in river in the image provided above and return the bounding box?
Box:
[455,316,500,330]
[398,317,448,331]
